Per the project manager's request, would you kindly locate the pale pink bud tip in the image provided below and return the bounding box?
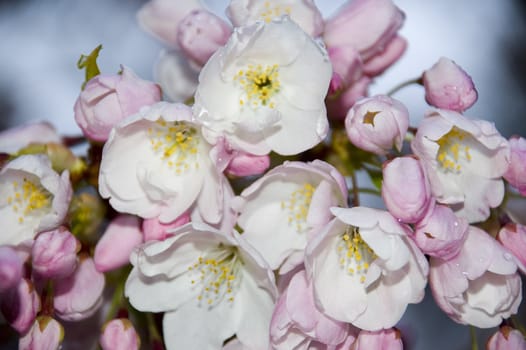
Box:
[423,57,478,112]
[100,318,141,350]
[54,256,105,321]
[74,66,161,142]
[142,212,191,242]
[345,95,409,155]
[94,215,143,272]
[352,328,403,350]
[19,316,64,350]
[0,279,41,334]
[225,153,270,177]
[497,223,526,273]
[382,156,432,223]
[32,227,80,279]
[486,326,526,350]
[177,10,231,67]
[503,136,526,196]
[0,246,24,293]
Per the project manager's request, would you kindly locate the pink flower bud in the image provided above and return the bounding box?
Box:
[32,227,80,279]
[486,326,526,350]
[503,136,526,195]
[137,0,202,46]
[0,245,24,293]
[100,318,141,350]
[177,10,231,67]
[362,35,407,77]
[414,204,468,260]
[142,212,191,242]
[94,215,143,272]
[345,95,409,154]
[351,328,403,350]
[54,256,105,321]
[422,57,478,112]
[19,316,64,350]
[324,0,405,62]
[498,223,526,273]
[382,156,433,223]
[327,46,362,93]
[225,152,270,177]
[1,279,40,334]
[74,66,161,142]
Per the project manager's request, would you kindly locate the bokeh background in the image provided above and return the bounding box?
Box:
[0,0,525,349]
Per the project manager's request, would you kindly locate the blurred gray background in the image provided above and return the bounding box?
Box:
[0,0,525,349]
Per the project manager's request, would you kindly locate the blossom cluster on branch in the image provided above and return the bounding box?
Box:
[1,0,526,349]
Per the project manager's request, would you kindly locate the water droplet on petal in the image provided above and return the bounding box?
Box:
[503,253,513,261]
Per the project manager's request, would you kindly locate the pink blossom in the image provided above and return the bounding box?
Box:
[429,226,521,328]
[142,212,191,242]
[423,57,478,112]
[19,316,64,350]
[100,318,141,350]
[382,156,433,223]
[412,109,510,223]
[233,160,348,273]
[498,223,526,274]
[414,204,468,260]
[351,328,403,350]
[345,95,409,155]
[74,66,161,142]
[0,245,24,293]
[503,136,526,195]
[270,270,352,350]
[486,326,526,350]
[0,279,40,334]
[178,10,231,67]
[94,215,144,272]
[306,207,428,331]
[54,256,105,321]
[32,226,80,279]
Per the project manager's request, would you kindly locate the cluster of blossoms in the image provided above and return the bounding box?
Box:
[1,0,526,349]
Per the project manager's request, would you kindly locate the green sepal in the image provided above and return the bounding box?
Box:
[77,44,102,90]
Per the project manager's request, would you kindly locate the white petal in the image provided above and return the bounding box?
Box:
[163,300,237,350]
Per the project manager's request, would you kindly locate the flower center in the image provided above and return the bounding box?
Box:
[187,245,243,306]
[280,183,315,233]
[7,177,52,224]
[260,1,292,23]
[148,120,200,175]
[436,127,472,173]
[234,64,280,109]
[336,226,377,283]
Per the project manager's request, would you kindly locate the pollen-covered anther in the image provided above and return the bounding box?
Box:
[280,183,315,233]
[337,226,377,284]
[188,246,242,306]
[7,178,52,224]
[234,63,280,109]
[260,1,292,23]
[436,127,472,173]
[148,119,200,175]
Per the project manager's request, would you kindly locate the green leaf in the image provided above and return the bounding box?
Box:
[77,44,102,90]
